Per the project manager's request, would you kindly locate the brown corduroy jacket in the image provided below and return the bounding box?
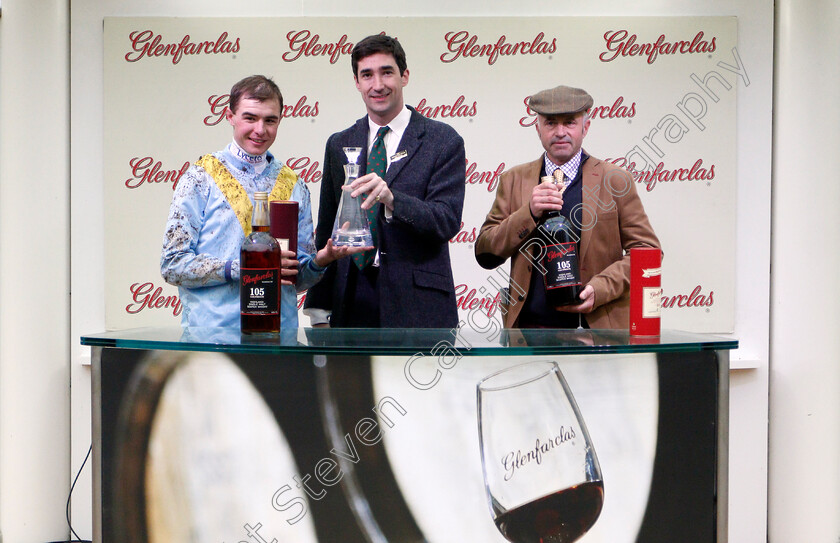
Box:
[475,152,661,329]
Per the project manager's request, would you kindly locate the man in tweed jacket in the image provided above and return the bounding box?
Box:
[475,85,660,329]
[305,35,466,328]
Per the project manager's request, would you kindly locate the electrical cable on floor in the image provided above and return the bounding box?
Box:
[46,443,93,543]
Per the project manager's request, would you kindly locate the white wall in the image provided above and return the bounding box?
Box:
[769,1,840,541]
[0,0,782,541]
[0,0,71,541]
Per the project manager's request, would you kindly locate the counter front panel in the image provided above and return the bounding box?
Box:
[83,328,735,543]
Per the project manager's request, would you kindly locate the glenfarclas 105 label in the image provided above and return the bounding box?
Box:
[543,239,583,307]
[240,268,280,315]
[544,242,581,289]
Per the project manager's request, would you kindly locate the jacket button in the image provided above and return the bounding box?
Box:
[518,294,525,301]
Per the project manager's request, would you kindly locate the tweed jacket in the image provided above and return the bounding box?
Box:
[475,153,660,329]
[305,107,466,328]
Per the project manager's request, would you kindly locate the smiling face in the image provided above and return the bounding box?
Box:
[226,96,281,156]
[536,112,590,166]
[354,52,410,126]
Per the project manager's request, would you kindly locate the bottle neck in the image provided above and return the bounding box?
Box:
[343,163,360,185]
[540,174,566,222]
[252,198,270,229]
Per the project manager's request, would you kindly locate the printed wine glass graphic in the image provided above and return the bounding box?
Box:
[477,361,604,543]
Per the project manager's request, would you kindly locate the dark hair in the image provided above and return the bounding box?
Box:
[351,35,408,78]
[229,75,283,113]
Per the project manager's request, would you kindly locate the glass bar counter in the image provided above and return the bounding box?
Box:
[82,327,737,543]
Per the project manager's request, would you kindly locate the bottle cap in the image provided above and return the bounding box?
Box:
[254,191,268,200]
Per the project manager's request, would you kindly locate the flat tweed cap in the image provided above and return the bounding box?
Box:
[529,85,594,116]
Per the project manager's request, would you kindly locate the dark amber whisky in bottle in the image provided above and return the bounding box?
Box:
[240,192,281,333]
[538,176,583,307]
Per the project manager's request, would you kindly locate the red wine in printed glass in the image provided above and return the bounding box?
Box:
[477,361,604,543]
[494,481,604,543]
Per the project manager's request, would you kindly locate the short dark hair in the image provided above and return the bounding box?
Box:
[351,35,408,78]
[229,75,283,113]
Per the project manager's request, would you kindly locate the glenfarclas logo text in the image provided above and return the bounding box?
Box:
[126,282,182,317]
[455,284,502,318]
[450,222,478,244]
[125,157,191,190]
[286,156,322,184]
[465,159,505,193]
[124,30,241,65]
[600,30,716,65]
[607,157,716,192]
[205,95,231,126]
[440,31,556,65]
[501,430,576,481]
[204,94,319,126]
[242,270,276,286]
[415,96,477,119]
[590,96,637,120]
[520,95,637,127]
[283,30,354,64]
[661,285,714,309]
[546,243,574,263]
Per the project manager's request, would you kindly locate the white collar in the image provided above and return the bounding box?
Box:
[229,140,267,165]
[367,106,412,148]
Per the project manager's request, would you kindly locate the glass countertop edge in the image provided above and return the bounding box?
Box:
[80,327,738,356]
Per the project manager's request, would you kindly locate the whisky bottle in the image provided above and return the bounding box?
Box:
[539,175,583,307]
[240,192,281,333]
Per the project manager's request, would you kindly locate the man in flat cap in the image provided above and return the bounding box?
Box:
[475,85,660,329]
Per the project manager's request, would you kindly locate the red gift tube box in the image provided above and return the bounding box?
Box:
[269,200,299,285]
[630,247,662,336]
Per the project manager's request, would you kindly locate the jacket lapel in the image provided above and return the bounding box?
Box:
[579,153,601,264]
[351,117,370,173]
[384,109,424,186]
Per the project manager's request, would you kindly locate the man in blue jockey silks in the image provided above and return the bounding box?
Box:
[161,75,361,328]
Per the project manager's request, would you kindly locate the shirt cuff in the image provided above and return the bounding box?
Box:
[224,260,233,282]
[302,307,330,326]
[307,258,328,274]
